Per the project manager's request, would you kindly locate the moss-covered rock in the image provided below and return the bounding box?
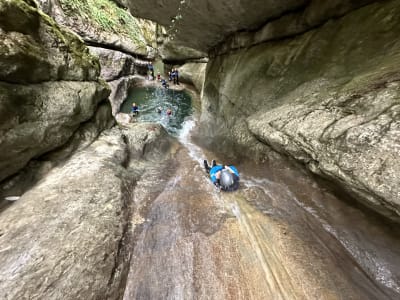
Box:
[0,0,100,83]
[0,0,110,181]
[37,0,156,57]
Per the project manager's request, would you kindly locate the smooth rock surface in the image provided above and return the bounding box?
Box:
[178,63,207,93]
[0,130,132,300]
[0,124,175,300]
[124,0,374,53]
[108,75,143,115]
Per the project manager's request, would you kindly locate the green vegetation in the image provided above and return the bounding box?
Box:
[59,0,147,46]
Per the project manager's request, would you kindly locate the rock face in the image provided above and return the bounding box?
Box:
[124,0,375,53]
[87,47,149,115]
[0,0,110,182]
[0,124,175,300]
[108,76,144,115]
[198,0,400,221]
[178,63,207,93]
[37,0,154,57]
[158,39,207,62]
[88,47,144,81]
[36,0,158,116]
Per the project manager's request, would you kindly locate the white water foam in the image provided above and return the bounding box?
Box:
[177,118,206,167]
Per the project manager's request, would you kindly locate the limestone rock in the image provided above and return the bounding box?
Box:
[214,0,375,55]
[158,40,207,62]
[115,112,133,125]
[0,102,114,208]
[37,0,155,57]
[124,0,374,54]
[0,130,131,300]
[108,75,143,115]
[178,63,207,93]
[0,123,175,299]
[121,123,173,161]
[124,0,308,52]
[199,0,400,220]
[0,0,111,181]
[0,0,100,83]
[88,47,136,81]
[0,81,110,182]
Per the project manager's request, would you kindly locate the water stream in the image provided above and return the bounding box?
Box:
[122,87,400,299]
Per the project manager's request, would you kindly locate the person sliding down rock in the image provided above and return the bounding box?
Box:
[204,160,240,191]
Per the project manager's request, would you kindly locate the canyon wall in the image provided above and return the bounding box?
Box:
[0,0,111,182]
[198,0,400,221]
[37,0,157,115]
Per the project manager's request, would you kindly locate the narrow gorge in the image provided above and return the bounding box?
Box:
[0,0,399,299]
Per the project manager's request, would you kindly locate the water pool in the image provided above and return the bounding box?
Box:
[120,87,193,135]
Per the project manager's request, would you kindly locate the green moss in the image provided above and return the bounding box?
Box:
[59,0,146,46]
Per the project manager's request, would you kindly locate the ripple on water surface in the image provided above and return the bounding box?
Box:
[120,87,193,135]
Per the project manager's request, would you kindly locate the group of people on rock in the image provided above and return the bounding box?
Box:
[147,62,180,88]
[168,68,180,85]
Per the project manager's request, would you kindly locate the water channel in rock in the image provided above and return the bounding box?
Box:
[121,87,400,299]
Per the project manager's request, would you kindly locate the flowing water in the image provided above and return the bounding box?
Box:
[122,88,400,299]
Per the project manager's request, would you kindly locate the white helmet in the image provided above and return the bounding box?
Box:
[220,169,234,188]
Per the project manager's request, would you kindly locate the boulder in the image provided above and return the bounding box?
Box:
[88,47,137,81]
[0,129,132,300]
[115,112,133,125]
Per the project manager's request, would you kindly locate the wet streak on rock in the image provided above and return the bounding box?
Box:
[123,145,400,299]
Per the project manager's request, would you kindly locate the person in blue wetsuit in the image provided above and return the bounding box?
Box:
[131,102,139,116]
[204,159,239,191]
